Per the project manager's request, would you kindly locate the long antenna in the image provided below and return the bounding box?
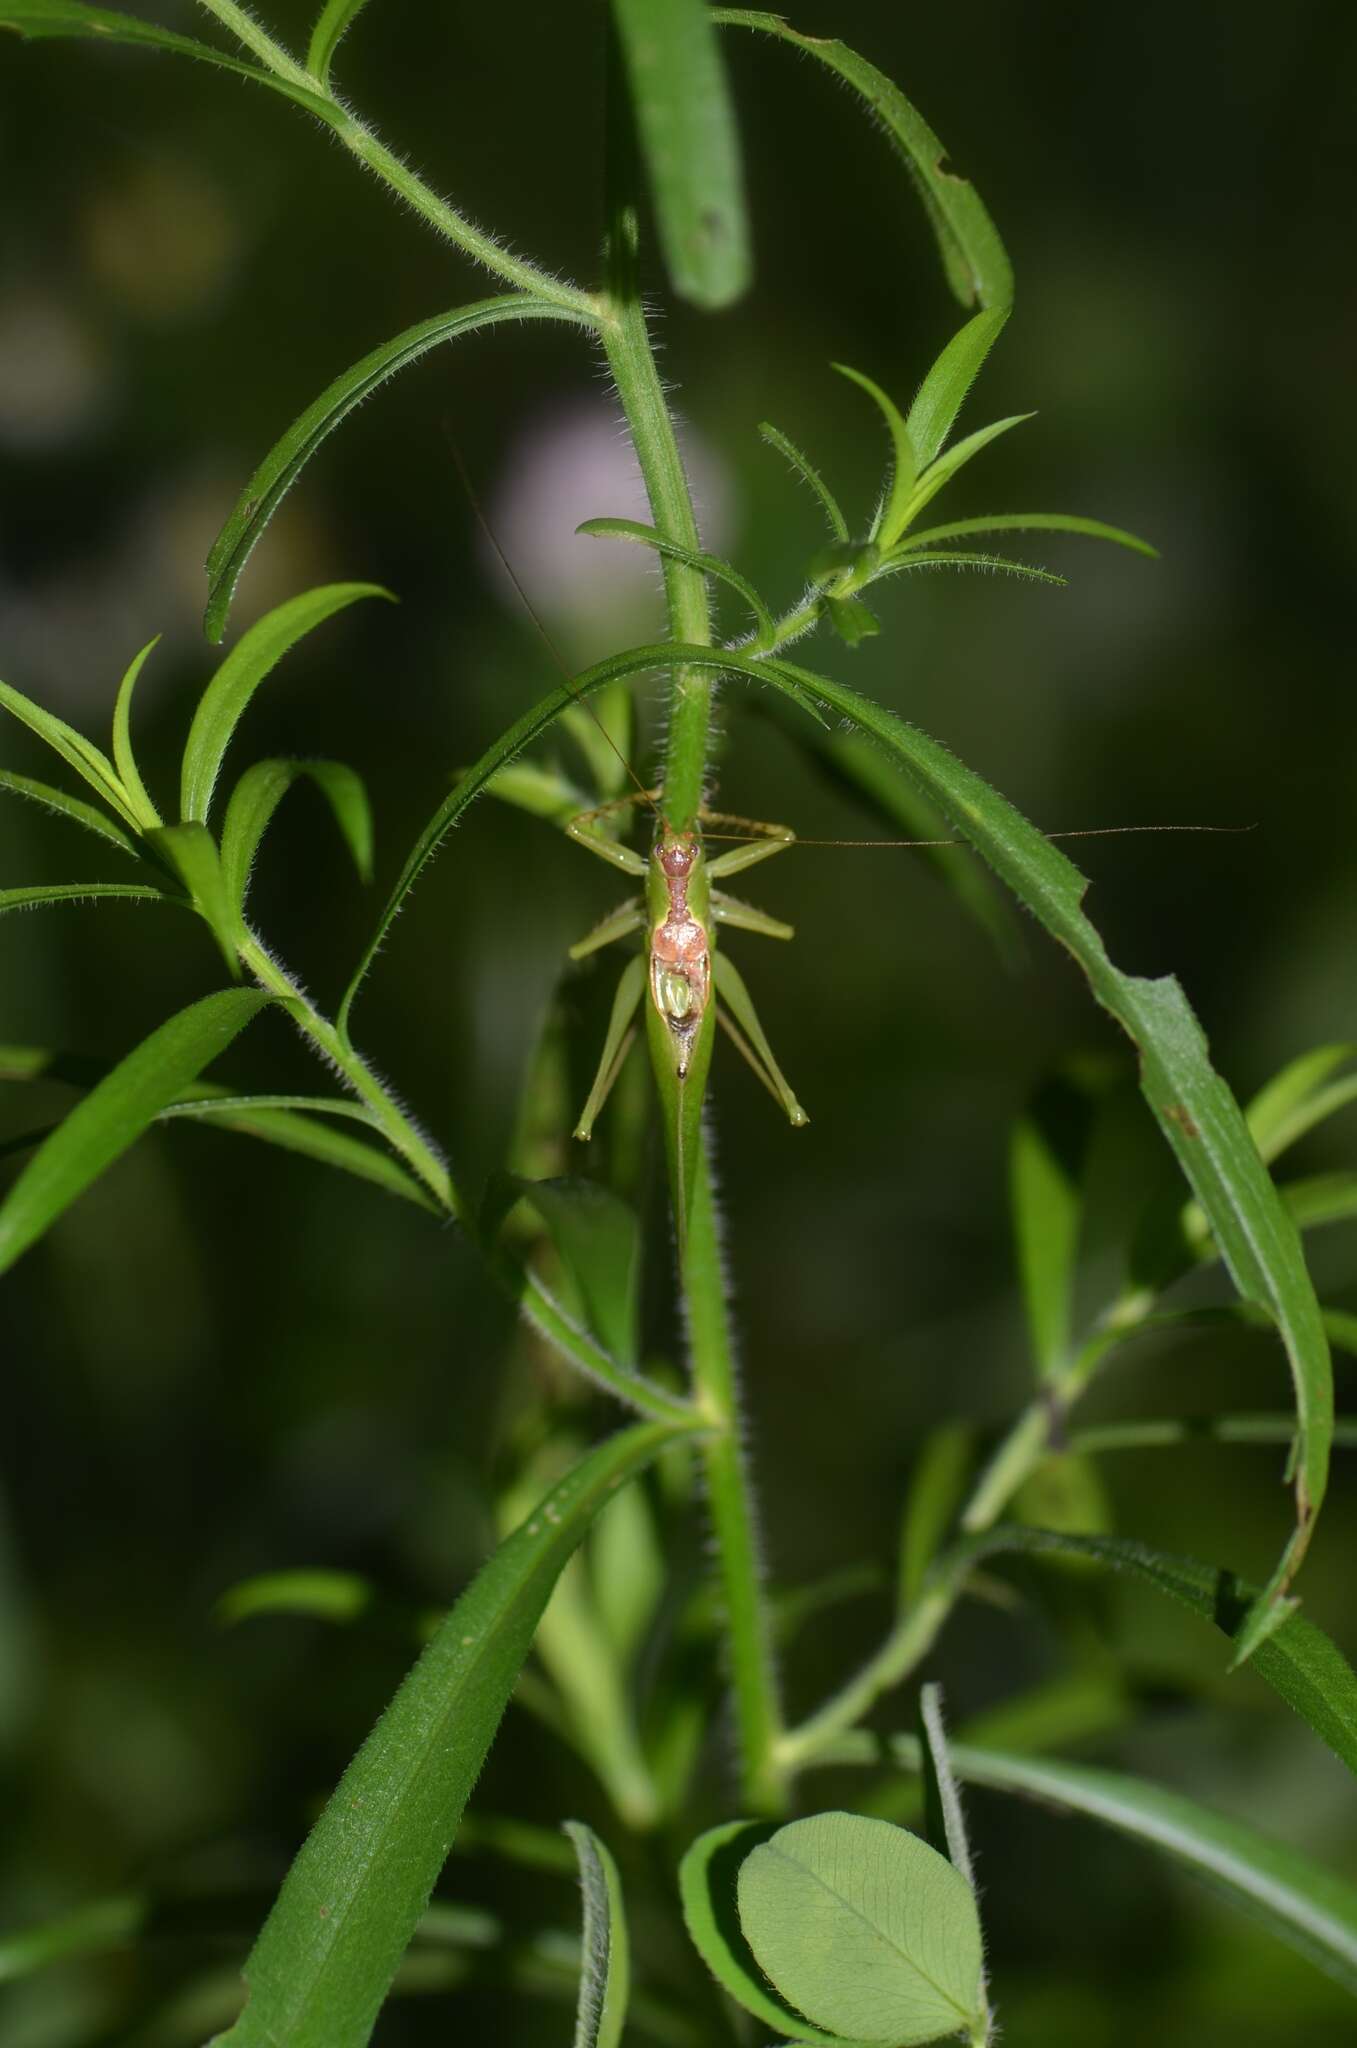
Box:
[702,823,1256,848]
[444,426,661,824]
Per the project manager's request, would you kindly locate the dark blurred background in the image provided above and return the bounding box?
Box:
[2,2,1355,2042]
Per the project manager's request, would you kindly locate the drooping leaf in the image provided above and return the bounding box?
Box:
[905,308,1008,474]
[679,1820,846,2042]
[209,1419,692,2048]
[834,363,916,543]
[577,517,774,648]
[0,0,340,124]
[203,300,584,642]
[181,583,390,823]
[611,0,751,310]
[110,635,163,828]
[943,1526,1357,1777]
[736,1811,985,2045]
[220,757,374,915]
[563,1821,630,2048]
[714,10,1013,310]
[160,1092,438,1211]
[758,421,849,541]
[306,0,372,85]
[896,512,1158,560]
[0,882,173,918]
[891,1732,1357,1996]
[0,769,142,857]
[503,1175,642,1369]
[1009,1064,1111,1379]
[0,675,139,829]
[0,989,271,1276]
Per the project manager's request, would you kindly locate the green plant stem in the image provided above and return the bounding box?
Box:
[685,1149,786,1811]
[236,930,689,1425]
[194,0,597,317]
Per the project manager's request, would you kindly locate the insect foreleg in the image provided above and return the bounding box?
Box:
[566,789,660,878]
[702,809,796,882]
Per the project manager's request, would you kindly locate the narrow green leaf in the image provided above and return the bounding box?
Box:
[737,1812,985,2044]
[943,1526,1357,1777]
[149,821,242,974]
[876,549,1066,588]
[1070,1413,1357,1456]
[714,10,1013,310]
[506,1175,642,1369]
[896,512,1159,560]
[220,757,374,916]
[0,675,139,829]
[589,1480,665,1669]
[0,882,171,917]
[1010,1067,1108,1379]
[905,308,1008,473]
[209,1419,692,2048]
[1283,1172,1357,1236]
[306,0,370,85]
[0,769,142,857]
[482,760,594,828]
[899,1425,976,1610]
[203,299,583,642]
[896,415,1034,531]
[611,0,751,309]
[217,1571,375,1627]
[0,1895,144,1984]
[834,363,916,543]
[160,1092,438,1211]
[577,517,774,647]
[1246,1045,1357,1166]
[758,421,849,542]
[0,0,341,124]
[181,583,390,823]
[0,989,270,1276]
[679,1821,847,2043]
[892,1733,1357,1996]
[111,635,163,828]
[727,643,1332,1659]
[917,1686,979,1889]
[563,1821,630,2048]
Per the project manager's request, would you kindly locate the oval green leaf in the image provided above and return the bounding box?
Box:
[0,988,270,1276]
[209,1418,693,2048]
[737,1812,984,2044]
[679,1820,847,2042]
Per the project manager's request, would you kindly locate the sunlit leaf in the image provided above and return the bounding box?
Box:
[563,1821,630,2048]
[0,769,143,857]
[905,307,1008,474]
[612,0,751,309]
[209,1419,692,2048]
[0,674,138,829]
[204,300,583,642]
[181,583,390,823]
[892,1732,1357,1995]
[714,9,1012,309]
[680,1820,845,2042]
[0,989,271,1276]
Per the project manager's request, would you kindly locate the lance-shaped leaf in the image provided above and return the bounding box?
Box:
[149,821,242,975]
[208,1418,693,2048]
[160,1092,437,1211]
[0,769,143,857]
[834,363,916,543]
[563,1821,630,2048]
[1010,1064,1112,1380]
[759,421,849,541]
[306,0,372,85]
[1246,1045,1357,1165]
[204,299,584,642]
[578,517,775,648]
[905,308,1009,474]
[940,1526,1357,1777]
[0,0,341,123]
[498,1176,642,1369]
[0,989,271,1276]
[714,10,1013,310]
[893,415,1034,533]
[0,882,173,918]
[612,0,751,310]
[220,758,373,916]
[891,1731,1357,1996]
[111,634,163,828]
[896,512,1158,559]
[181,583,390,824]
[0,675,139,829]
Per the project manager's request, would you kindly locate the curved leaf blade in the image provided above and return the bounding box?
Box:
[893,1733,1357,1995]
[204,298,583,642]
[161,1092,437,1211]
[577,517,774,647]
[209,1419,693,2048]
[563,1821,630,2048]
[0,769,142,857]
[612,0,751,309]
[181,583,390,824]
[306,0,371,85]
[905,308,1008,474]
[504,1175,642,1369]
[0,882,171,917]
[946,1526,1357,1777]
[0,989,270,1276]
[679,1820,846,2042]
[759,421,849,542]
[0,675,138,829]
[221,757,373,916]
[714,9,1012,310]
[834,363,915,542]
[896,512,1158,560]
[149,821,242,974]
[111,634,163,828]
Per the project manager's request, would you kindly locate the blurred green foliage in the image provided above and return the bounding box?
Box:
[1,2,1355,2042]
